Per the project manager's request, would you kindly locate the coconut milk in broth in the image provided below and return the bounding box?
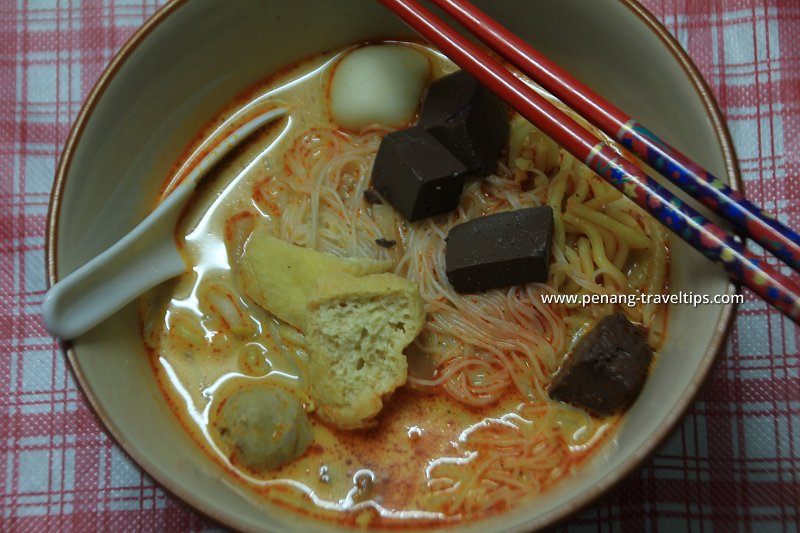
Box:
[141,41,623,527]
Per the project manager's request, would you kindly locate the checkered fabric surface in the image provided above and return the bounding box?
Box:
[1,0,798,531]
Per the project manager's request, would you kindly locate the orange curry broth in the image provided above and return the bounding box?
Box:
[141,42,634,528]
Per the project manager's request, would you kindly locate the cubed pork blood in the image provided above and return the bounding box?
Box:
[445,206,554,293]
[549,313,654,416]
[370,126,466,221]
[418,70,509,176]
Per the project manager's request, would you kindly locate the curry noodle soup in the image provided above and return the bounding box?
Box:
[140,41,669,528]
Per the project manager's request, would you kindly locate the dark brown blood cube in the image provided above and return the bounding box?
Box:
[445,206,553,293]
[549,313,654,417]
[418,70,509,176]
[370,126,467,222]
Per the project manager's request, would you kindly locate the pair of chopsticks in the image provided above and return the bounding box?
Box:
[378,0,800,325]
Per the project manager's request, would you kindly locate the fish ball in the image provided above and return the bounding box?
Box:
[329,45,430,131]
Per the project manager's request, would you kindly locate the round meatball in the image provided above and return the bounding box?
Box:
[211,385,312,472]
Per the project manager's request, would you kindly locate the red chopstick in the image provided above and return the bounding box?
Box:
[376,0,800,325]
[428,0,800,275]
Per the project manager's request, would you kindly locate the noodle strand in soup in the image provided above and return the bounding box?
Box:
[142,43,670,527]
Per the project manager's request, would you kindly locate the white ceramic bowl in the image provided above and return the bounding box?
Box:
[47,1,739,531]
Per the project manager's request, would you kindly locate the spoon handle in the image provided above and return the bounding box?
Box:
[42,184,192,340]
[43,107,287,340]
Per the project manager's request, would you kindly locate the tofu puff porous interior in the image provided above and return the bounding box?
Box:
[141,42,670,527]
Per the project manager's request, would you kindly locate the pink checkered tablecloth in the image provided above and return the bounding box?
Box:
[1,0,798,531]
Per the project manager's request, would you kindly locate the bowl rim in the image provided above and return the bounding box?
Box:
[45,0,741,531]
